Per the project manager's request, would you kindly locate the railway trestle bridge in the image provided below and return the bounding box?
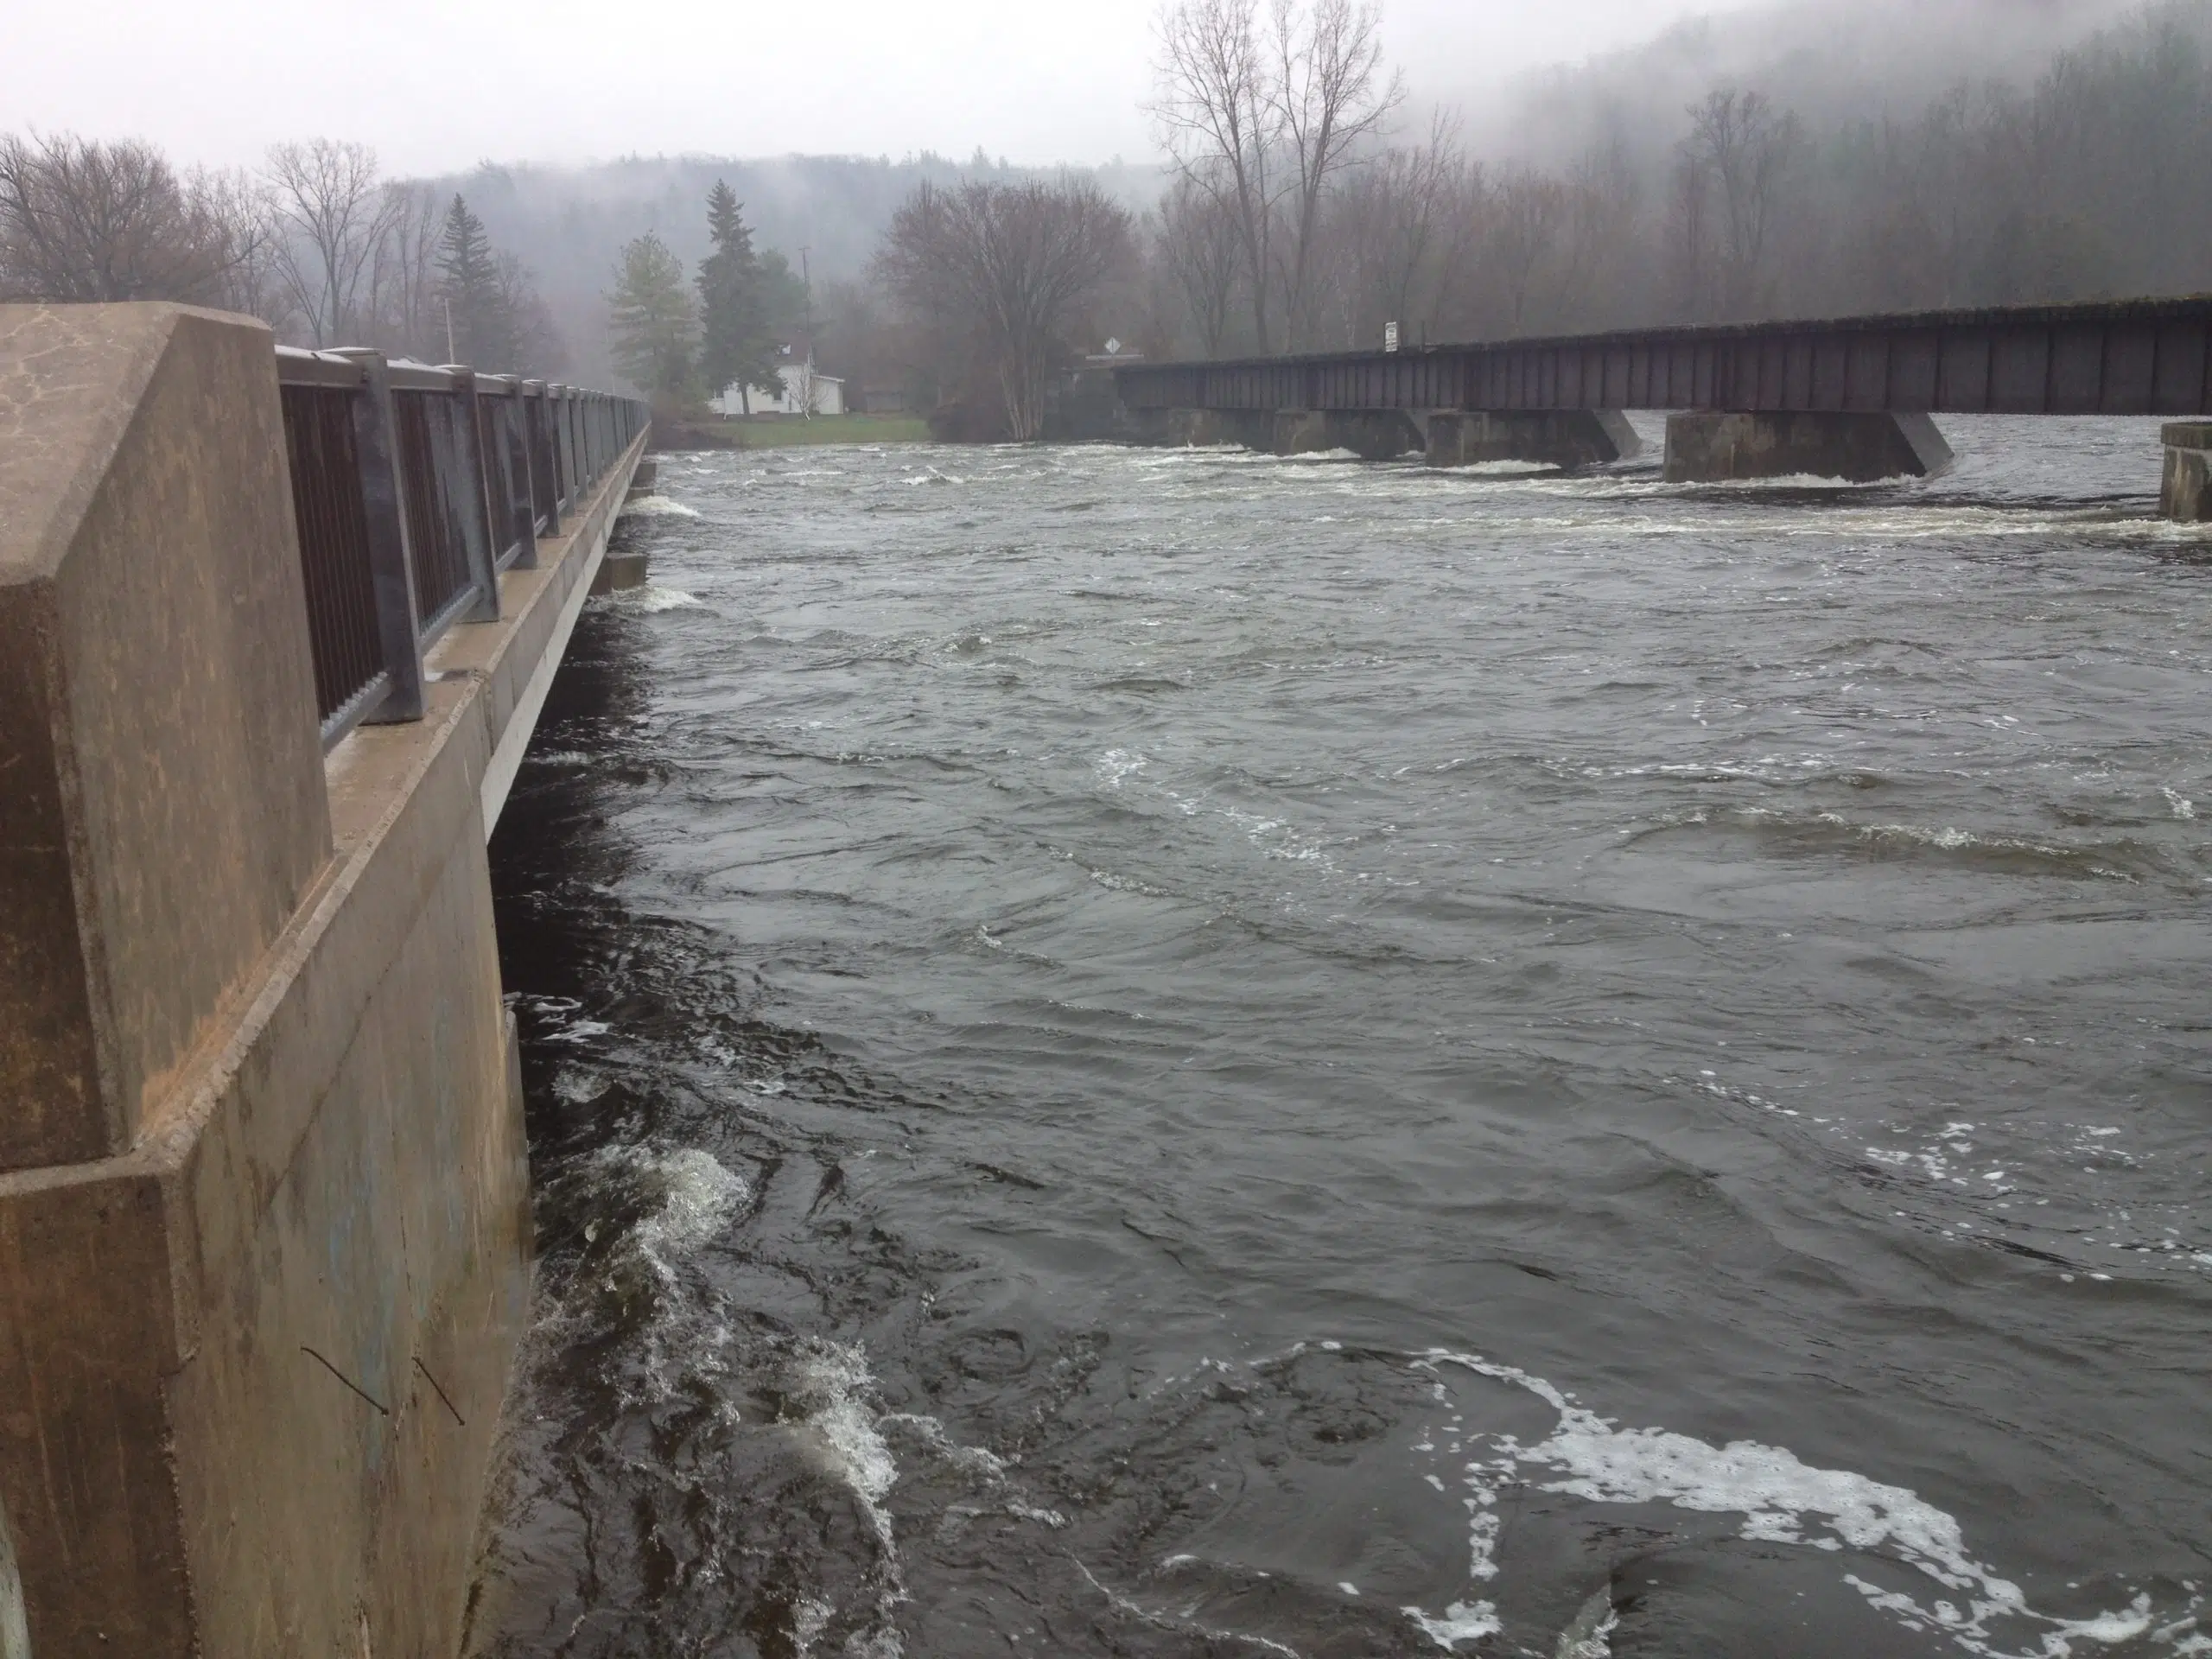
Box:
[1105,295,2212,517]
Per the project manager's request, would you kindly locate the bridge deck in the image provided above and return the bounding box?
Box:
[1113,296,2212,418]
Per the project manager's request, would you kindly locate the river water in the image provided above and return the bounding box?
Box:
[467,421,2211,1659]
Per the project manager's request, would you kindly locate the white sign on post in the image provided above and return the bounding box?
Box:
[1384,321,1400,353]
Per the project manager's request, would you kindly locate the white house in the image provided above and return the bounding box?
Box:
[712,356,844,417]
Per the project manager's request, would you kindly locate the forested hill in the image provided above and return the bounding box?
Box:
[1464,0,2141,167]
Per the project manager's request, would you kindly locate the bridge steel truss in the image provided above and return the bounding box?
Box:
[1112,296,2212,419]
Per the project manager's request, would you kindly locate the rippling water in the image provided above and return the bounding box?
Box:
[466,420,2212,1659]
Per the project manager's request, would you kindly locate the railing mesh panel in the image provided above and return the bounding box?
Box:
[391,389,480,632]
[278,383,385,725]
[480,396,534,567]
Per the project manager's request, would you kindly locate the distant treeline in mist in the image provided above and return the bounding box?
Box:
[5,0,2210,410]
[0,135,567,372]
[1128,0,2212,359]
[838,0,2212,436]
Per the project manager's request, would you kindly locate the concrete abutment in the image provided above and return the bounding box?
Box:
[2161,423,2212,520]
[0,302,644,1658]
[1663,410,1955,484]
[1423,409,1642,469]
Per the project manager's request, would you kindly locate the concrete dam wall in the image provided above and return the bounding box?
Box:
[0,303,643,1656]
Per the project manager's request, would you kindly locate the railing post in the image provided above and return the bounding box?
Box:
[561,385,579,505]
[482,378,537,572]
[547,384,567,512]
[522,379,560,537]
[334,348,426,723]
[444,365,502,623]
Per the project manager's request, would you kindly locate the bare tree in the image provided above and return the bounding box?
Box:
[1152,0,1401,355]
[0,133,258,305]
[1268,0,1402,350]
[869,180,965,411]
[877,179,1133,441]
[1151,0,1280,353]
[265,139,395,345]
[1312,116,1461,349]
[1155,170,1244,355]
[1483,169,1567,334]
[1679,91,1801,318]
[496,251,568,374]
[366,181,442,359]
[196,168,289,325]
[1554,135,1643,330]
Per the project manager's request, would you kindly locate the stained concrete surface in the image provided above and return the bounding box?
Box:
[0,304,330,1172]
[0,302,644,1657]
[1425,409,1642,468]
[1663,410,1955,483]
[2160,422,2212,520]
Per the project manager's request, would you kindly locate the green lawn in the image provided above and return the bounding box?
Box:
[709,414,931,447]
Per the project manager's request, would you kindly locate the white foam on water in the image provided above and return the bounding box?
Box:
[1400,1348,2189,1659]
[1403,1601,1503,1649]
[788,1342,908,1656]
[605,1147,748,1282]
[794,1343,898,1515]
[618,493,701,518]
[1671,471,1893,491]
[620,584,703,612]
[880,1410,1007,1483]
[1447,460,1562,477]
[1096,747,1148,789]
[1089,867,1173,896]
[2164,787,2196,820]
[1554,1591,1620,1659]
[551,1065,607,1104]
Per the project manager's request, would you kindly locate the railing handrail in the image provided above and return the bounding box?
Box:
[272,342,649,751]
[275,346,368,389]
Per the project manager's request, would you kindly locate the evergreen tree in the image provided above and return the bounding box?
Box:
[695,181,780,410]
[435,194,515,368]
[606,230,696,404]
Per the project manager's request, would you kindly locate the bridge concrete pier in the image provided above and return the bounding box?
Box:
[0,302,643,1658]
[592,551,651,593]
[1276,409,1422,460]
[1426,409,1642,469]
[1663,410,1955,484]
[2161,423,2212,520]
[1122,406,1259,448]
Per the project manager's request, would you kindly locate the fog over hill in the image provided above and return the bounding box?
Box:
[1457,0,2145,165]
[426,0,2190,386]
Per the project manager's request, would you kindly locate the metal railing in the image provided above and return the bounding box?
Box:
[274,348,648,749]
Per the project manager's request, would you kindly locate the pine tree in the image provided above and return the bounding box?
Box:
[607,230,696,404]
[695,181,782,411]
[435,194,516,368]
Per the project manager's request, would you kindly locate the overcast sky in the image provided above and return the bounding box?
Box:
[4,0,1758,175]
